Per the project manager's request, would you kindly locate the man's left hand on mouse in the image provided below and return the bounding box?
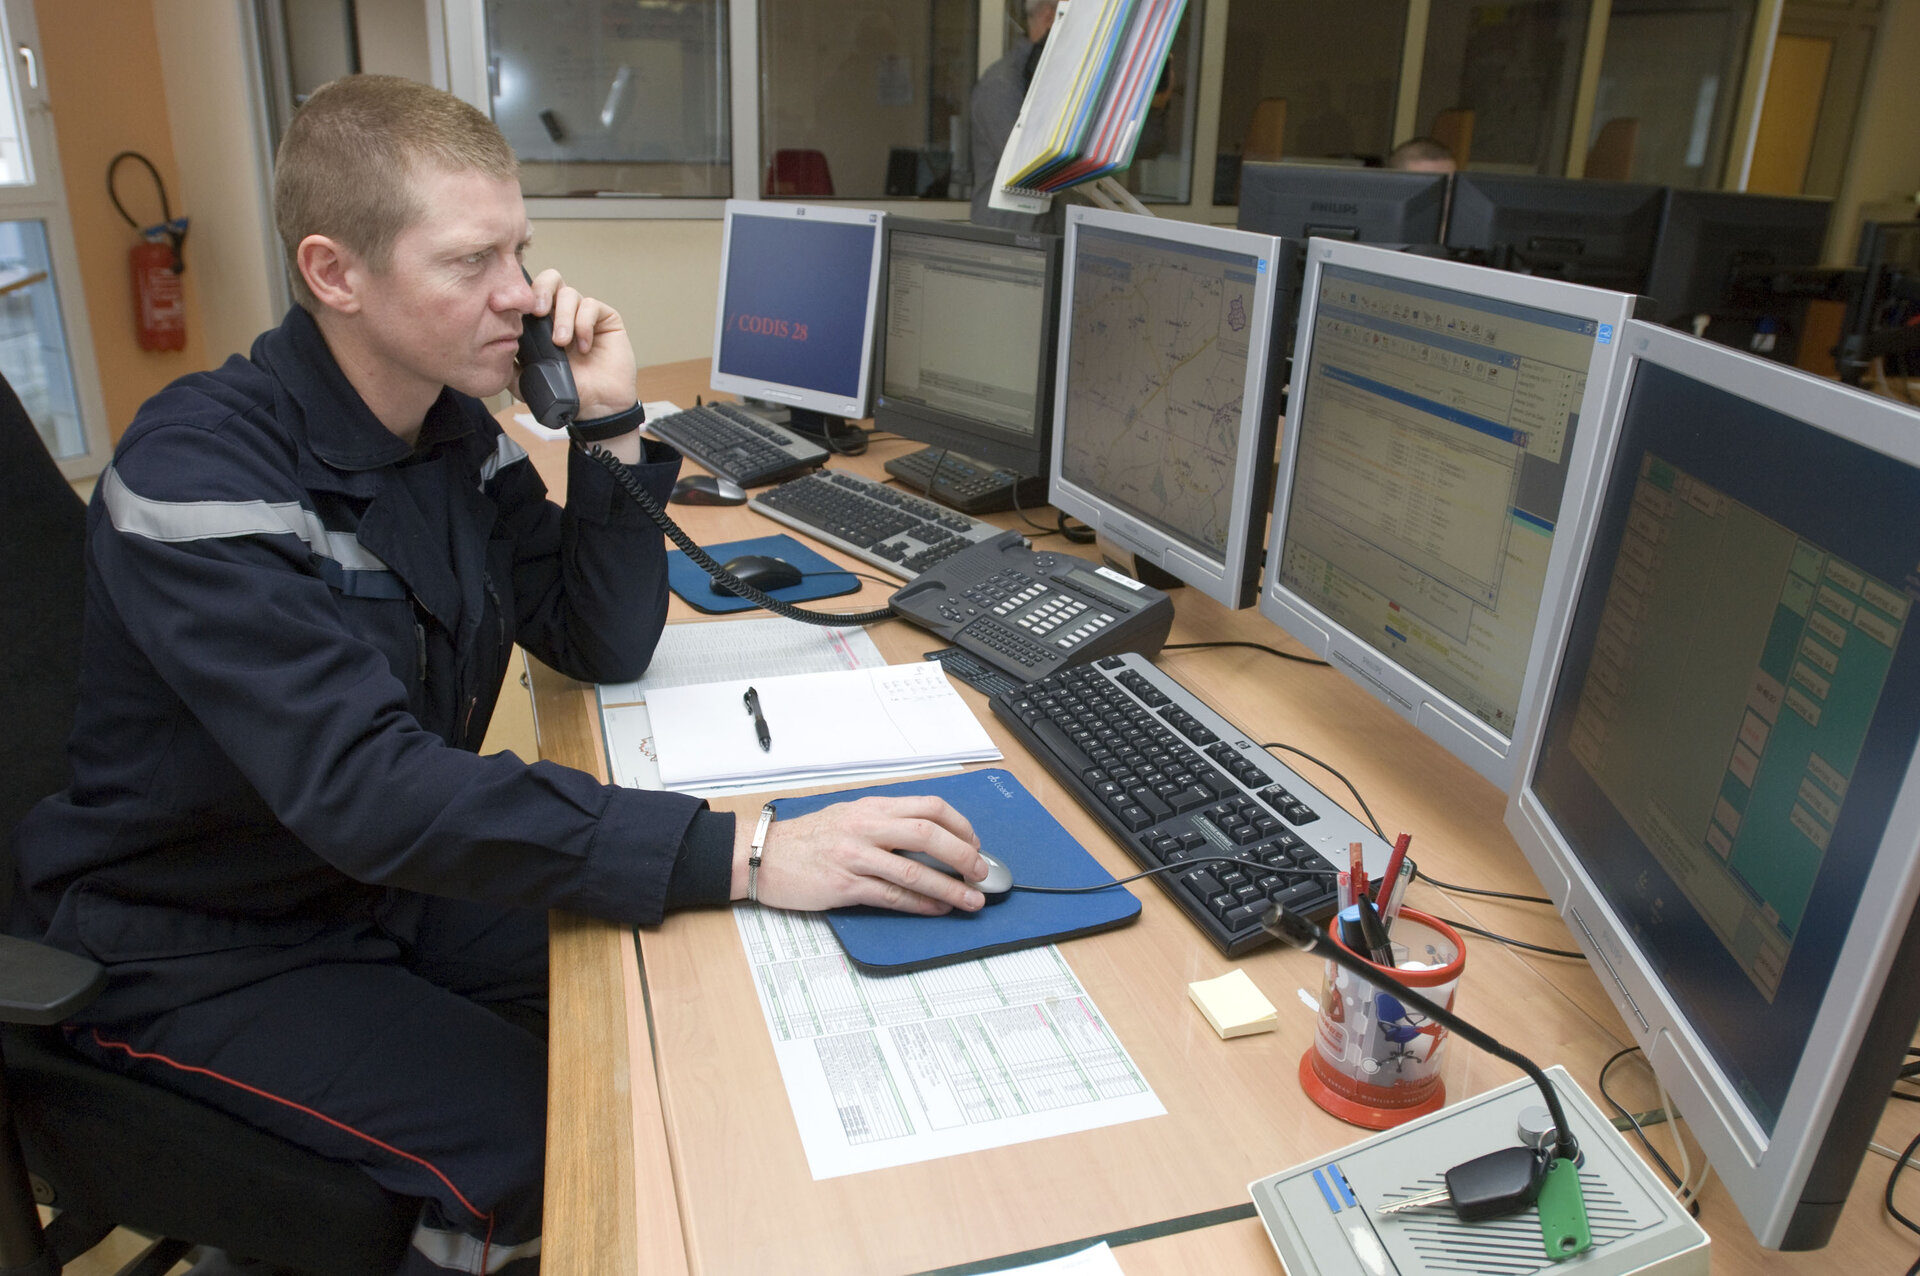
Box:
[733,795,988,913]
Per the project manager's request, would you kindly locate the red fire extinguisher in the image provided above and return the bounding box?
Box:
[109,151,189,353]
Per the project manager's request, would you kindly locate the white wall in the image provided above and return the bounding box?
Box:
[525,218,724,366]
[151,0,280,362]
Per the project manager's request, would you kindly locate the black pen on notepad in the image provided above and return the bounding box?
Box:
[743,686,772,752]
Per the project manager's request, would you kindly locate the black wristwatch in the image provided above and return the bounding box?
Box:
[567,400,647,444]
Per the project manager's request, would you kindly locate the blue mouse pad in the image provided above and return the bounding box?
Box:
[771,768,1140,974]
[666,533,862,614]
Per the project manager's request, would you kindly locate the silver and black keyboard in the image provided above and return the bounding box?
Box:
[991,652,1390,956]
[647,402,828,487]
[749,469,1002,580]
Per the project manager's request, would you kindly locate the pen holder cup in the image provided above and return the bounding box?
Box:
[1298,908,1465,1130]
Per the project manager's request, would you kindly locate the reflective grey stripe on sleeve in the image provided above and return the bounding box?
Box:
[101,464,400,595]
[411,1220,541,1273]
[478,432,529,486]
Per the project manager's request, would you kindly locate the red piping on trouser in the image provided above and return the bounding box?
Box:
[87,1029,495,1231]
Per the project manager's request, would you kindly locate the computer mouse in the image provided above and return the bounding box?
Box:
[895,849,1014,905]
[713,554,805,594]
[670,474,748,505]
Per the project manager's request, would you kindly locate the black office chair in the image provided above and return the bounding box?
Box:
[0,375,418,1275]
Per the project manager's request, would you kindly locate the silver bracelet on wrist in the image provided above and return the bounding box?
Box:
[747,803,775,904]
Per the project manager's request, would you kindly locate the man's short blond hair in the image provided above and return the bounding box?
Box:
[274,75,517,311]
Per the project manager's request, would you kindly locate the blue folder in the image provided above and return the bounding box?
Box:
[772,768,1140,973]
[665,533,861,614]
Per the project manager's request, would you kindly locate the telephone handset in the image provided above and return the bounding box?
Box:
[514,274,893,629]
[515,271,579,434]
[888,532,1175,681]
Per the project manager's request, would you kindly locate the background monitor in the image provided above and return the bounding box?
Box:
[1507,320,1920,1249]
[1236,163,1449,245]
[873,218,1061,482]
[1836,218,1920,386]
[1260,239,1638,787]
[1644,190,1832,324]
[709,201,885,427]
[1446,173,1665,294]
[1049,206,1295,610]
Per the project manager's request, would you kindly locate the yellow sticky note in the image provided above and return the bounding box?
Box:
[1188,968,1278,1039]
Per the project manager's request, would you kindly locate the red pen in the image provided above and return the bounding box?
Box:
[1348,841,1368,904]
[1378,833,1412,907]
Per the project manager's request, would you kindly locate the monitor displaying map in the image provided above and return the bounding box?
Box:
[1047,208,1294,610]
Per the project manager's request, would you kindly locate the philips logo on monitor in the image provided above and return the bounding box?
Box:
[1310,201,1360,215]
[718,214,877,399]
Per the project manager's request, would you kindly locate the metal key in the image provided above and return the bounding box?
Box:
[1377,1145,1549,1221]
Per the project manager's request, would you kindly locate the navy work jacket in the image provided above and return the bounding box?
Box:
[12,308,730,1023]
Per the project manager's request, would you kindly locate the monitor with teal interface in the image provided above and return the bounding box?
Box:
[1508,321,1920,1249]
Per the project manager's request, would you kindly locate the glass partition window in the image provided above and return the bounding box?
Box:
[484,0,730,197]
[1416,0,1591,176]
[1591,0,1756,188]
[758,0,977,201]
[0,220,83,459]
[1215,1,1410,202]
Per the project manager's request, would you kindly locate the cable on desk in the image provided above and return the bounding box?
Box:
[1007,473,1062,538]
[1009,854,1337,895]
[1414,868,1555,907]
[1885,1120,1920,1271]
[1597,1047,1701,1216]
[1057,511,1096,544]
[1430,917,1583,959]
[797,569,899,588]
[1162,639,1331,667]
[1256,742,1389,843]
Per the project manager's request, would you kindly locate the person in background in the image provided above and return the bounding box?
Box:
[969,0,1059,230]
[1386,136,1458,174]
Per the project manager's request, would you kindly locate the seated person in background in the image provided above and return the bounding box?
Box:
[1386,136,1458,173]
[970,0,1058,230]
[9,74,987,1276]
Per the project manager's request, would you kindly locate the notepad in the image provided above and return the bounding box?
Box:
[1188,968,1278,1039]
[646,662,1000,789]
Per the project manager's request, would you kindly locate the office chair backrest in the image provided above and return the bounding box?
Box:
[1243,98,1288,164]
[0,372,86,912]
[1586,116,1640,182]
[767,149,834,197]
[1430,108,1474,169]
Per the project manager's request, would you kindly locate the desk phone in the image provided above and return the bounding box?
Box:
[889,531,1174,681]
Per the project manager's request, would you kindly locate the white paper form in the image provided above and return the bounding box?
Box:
[598,618,886,794]
[733,908,1165,1180]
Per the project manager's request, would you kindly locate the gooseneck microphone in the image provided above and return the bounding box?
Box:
[1260,903,1581,1166]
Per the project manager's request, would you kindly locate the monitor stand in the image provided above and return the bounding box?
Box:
[744,400,868,456]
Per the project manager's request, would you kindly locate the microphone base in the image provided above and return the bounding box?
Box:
[1249,1066,1709,1276]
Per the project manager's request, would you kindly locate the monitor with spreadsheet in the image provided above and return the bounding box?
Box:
[1236,163,1448,245]
[873,218,1060,481]
[1446,173,1664,294]
[1507,321,1920,1250]
[1259,239,1638,788]
[1049,206,1296,610]
[709,200,885,427]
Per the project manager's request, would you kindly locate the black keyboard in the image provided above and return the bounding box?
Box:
[991,652,1390,956]
[647,402,828,487]
[883,447,1048,515]
[749,469,1003,580]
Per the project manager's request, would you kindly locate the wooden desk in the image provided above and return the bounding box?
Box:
[517,363,1920,1274]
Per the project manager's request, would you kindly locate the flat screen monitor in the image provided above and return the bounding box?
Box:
[709,201,885,425]
[1049,207,1295,610]
[1446,173,1664,294]
[1644,190,1832,326]
[1236,163,1448,245]
[1836,219,1920,385]
[873,218,1061,481]
[1507,320,1920,1249]
[1260,239,1638,787]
